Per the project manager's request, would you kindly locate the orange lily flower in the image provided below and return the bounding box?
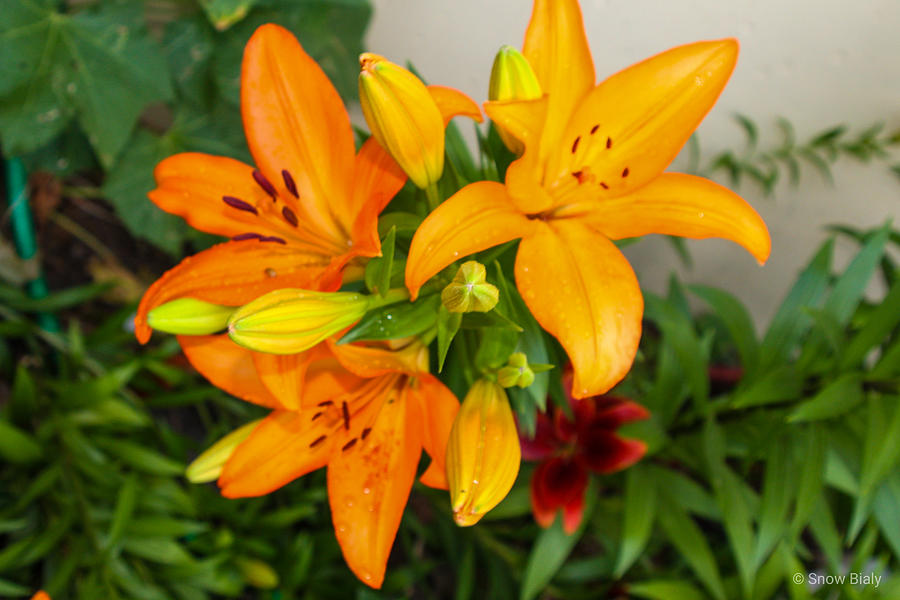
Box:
[134,23,480,345]
[211,338,459,589]
[405,0,771,398]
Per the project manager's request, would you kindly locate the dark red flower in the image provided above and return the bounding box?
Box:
[520,369,650,533]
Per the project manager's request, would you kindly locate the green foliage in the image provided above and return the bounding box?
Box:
[0,0,371,255]
[686,115,900,193]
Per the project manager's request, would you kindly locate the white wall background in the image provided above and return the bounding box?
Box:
[365,0,899,327]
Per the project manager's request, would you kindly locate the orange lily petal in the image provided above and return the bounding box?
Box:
[300,353,369,410]
[515,220,643,398]
[328,339,428,378]
[328,386,422,588]
[178,335,280,409]
[412,373,459,489]
[31,592,50,600]
[428,85,484,126]
[522,0,594,162]
[219,410,332,497]
[484,97,555,214]
[135,240,338,343]
[251,351,316,411]
[567,173,771,264]
[405,181,535,299]
[545,39,738,200]
[241,24,353,246]
[346,137,407,259]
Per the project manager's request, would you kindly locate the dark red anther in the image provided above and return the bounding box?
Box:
[606,137,612,149]
[311,411,324,421]
[622,167,630,178]
[361,427,372,440]
[600,181,609,190]
[572,170,586,184]
[571,136,580,153]
[590,124,600,134]
[260,236,287,245]
[309,435,327,448]
[252,169,278,198]
[317,400,333,407]
[232,232,263,241]
[281,169,299,198]
[282,206,298,227]
[341,438,357,452]
[341,402,350,430]
[222,196,258,215]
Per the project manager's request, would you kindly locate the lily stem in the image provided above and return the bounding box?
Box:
[424,183,442,212]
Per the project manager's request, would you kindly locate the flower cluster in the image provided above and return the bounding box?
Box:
[136,0,769,587]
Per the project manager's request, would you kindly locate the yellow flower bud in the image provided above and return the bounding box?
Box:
[228,289,370,354]
[497,352,535,388]
[488,46,542,155]
[446,379,521,526]
[235,556,279,589]
[441,261,499,313]
[359,53,444,189]
[186,419,261,483]
[146,298,234,336]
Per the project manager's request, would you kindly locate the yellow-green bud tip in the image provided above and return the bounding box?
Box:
[441,261,500,313]
[235,556,279,589]
[147,298,234,336]
[185,419,261,483]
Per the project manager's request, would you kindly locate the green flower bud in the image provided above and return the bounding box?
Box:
[147,298,234,336]
[441,261,499,313]
[185,419,261,483]
[497,352,536,389]
[235,556,279,589]
[488,45,542,154]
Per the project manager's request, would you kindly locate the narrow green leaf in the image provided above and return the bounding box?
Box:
[614,465,657,577]
[198,0,257,30]
[340,294,440,343]
[0,420,42,463]
[97,438,185,476]
[656,500,726,600]
[690,284,759,376]
[122,537,194,565]
[731,365,803,408]
[629,580,709,600]
[787,373,862,422]
[520,480,596,600]
[790,426,825,536]
[105,475,139,551]
[840,282,900,369]
[872,475,900,556]
[823,224,889,325]
[754,437,794,569]
[436,306,462,371]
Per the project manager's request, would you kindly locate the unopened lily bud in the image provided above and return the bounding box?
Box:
[488,46,542,154]
[228,289,370,354]
[147,298,234,336]
[235,556,279,589]
[186,419,261,483]
[497,352,535,388]
[441,261,499,313]
[359,53,444,189]
[447,379,521,526]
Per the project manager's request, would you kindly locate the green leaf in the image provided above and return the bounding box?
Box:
[656,499,727,600]
[0,1,173,164]
[760,239,833,369]
[614,465,657,577]
[872,475,900,556]
[731,365,803,408]
[0,578,30,597]
[628,580,709,600]
[199,0,257,31]
[122,537,194,565]
[787,372,863,422]
[690,284,759,376]
[840,281,900,369]
[162,16,215,106]
[436,306,462,372]
[96,438,185,476]
[824,224,890,325]
[790,426,825,536]
[520,480,597,600]
[754,437,794,569]
[0,419,42,463]
[340,294,440,343]
[364,226,396,297]
[105,475,138,551]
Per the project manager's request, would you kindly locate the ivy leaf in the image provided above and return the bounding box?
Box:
[0,1,173,165]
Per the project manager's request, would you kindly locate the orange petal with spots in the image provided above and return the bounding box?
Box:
[515,220,643,398]
[328,386,422,588]
[219,409,333,497]
[412,374,459,489]
[545,39,738,200]
[428,85,484,126]
[522,0,595,161]
[135,240,338,343]
[178,335,281,409]
[241,24,354,246]
[405,181,535,300]
[569,172,771,264]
